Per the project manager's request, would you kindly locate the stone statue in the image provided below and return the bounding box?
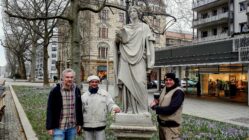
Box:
[114,6,155,114]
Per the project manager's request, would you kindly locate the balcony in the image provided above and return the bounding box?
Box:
[193,0,228,11]
[193,12,230,28]
[193,33,229,43]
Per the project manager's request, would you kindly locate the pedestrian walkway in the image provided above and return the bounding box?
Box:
[183,96,249,128]
[1,78,249,139]
[0,88,26,140]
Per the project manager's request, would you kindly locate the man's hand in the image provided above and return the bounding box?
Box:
[113,107,121,113]
[76,125,82,135]
[150,99,159,110]
[48,129,54,135]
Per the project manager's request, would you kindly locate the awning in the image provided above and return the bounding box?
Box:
[97,66,107,71]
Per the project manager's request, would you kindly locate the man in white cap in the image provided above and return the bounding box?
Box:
[81,75,121,140]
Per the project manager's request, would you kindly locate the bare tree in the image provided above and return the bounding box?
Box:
[4,0,70,86]
[5,0,173,86]
[1,17,31,79]
[4,48,17,78]
[165,0,192,33]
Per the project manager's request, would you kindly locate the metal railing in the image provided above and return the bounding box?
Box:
[193,33,228,43]
[192,0,218,9]
[193,12,229,27]
[238,46,249,62]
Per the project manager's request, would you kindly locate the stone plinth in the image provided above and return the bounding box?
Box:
[110,113,157,140]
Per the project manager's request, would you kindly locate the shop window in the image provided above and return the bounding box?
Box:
[97,66,107,81]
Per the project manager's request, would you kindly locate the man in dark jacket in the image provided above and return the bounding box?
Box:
[150,73,185,140]
[46,68,83,140]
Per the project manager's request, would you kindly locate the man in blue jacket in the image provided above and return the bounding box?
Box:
[46,68,83,140]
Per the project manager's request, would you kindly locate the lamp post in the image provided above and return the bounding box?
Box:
[125,0,130,24]
[106,52,109,91]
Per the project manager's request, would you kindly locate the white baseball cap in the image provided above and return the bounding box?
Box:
[87,75,100,82]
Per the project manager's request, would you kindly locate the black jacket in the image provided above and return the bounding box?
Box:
[46,84,83,130]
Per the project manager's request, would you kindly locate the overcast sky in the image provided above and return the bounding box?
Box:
[0,8,6,67]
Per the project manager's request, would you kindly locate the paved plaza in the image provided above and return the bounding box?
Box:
[0,78,249,139]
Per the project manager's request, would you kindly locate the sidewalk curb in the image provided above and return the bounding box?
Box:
[9,85,38,140]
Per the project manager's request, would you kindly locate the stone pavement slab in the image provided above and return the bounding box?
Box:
[0,89,26,140]
[183,97,249,128]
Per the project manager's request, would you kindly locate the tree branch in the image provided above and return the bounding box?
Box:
[5,10,72,22]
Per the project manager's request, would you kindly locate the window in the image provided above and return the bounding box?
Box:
[240,23,248,32]
[201,31,208,37]
[212,10,217,16]
[201,13,208,19]
[222,26,228,33]
[222,6,228,13]
[51,66,56,71]
[239,2,246,11]
[154,33,160,44]
[119,12,124,23]
[154,18,160,28]
[52,54,56,58]
[52,60,56,64]
[212,28,217,35]
[100,9,108,21]
[52,47,57,51]
[99,27,108,38]
[98,46,108,59]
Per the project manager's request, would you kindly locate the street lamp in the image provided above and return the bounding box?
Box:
[106,49,109,91]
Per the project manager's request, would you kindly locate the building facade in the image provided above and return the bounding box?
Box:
[57,0,166,83]
[165,31,192,47]
[35,30,58,81]
[155,0,249,105]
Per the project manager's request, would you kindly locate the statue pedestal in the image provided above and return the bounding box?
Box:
[110,113,157,140]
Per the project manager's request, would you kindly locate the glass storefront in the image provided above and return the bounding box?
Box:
[183,64,248,103]
[200,73,248,103]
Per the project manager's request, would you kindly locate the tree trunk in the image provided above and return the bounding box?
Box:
[43,39,50,87]
[30,38,37,82]
[70,1,81,87]
[18,56,27,79]
[42,16,50,87]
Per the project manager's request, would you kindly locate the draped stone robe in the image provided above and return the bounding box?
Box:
[114,22,155,114]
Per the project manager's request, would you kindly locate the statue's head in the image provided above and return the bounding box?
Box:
[128,6,142,20]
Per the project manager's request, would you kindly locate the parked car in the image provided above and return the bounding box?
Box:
[147,80,165,89]
[147,80,157,89]
[181,80,197,87]
[160,80,165,88]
